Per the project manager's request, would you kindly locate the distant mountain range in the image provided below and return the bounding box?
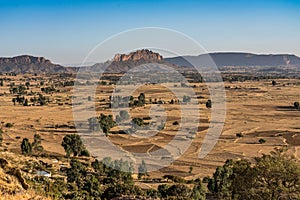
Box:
[1,51,300,74]
[165,53,300,67]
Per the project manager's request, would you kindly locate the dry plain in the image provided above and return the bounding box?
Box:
[0,74,300,181]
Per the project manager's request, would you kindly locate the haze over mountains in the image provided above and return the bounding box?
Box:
[1,50,300,74]
[165,53,300,67]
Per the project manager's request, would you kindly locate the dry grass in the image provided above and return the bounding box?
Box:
[0,75,300,180]
[0,191,51,200]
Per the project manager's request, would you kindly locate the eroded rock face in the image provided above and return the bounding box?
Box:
[0,55,75,74]
[113,49,163,62]
[0,55,51,65]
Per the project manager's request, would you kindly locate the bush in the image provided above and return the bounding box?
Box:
[206,100,212,108]
[236,133,243,137]
[61,134,84,157]
[132,118,144,127]
[259,138,266,144]
[294,101,300,110]
[5,123,13,128]
[21,138,32,155]
[79,149,90,157]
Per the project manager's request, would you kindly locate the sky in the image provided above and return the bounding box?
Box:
[0,0,300,65]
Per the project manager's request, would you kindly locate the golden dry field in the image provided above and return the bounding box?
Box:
[1,74,300,181]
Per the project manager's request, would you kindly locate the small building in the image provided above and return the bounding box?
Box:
[36,170,51,178]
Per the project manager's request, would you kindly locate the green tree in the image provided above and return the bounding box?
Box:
[206,100,212,108]
[207,148,300,199]
[21,138,32,155]
[25,81,30,89]
[208,159,233,198]
[294,101,300,110]
[23,98,28,106]
[259,138,266,144]
[138,160,148,179]
[32,133,43,152]
[137,93,146,106]
[166,184,192,199]
[191,181,206,200]
[61,134,84,157]
[98,113,116,135]
[132,117,144,127]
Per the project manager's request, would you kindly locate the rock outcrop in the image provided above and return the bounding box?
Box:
[113,49,163,62]
[0,55,76,74]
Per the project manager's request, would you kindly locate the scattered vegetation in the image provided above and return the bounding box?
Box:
[207,148,300,199]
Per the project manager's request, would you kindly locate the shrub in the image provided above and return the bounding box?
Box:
[206,100,212,108]
[236,133,243,137]
[21,138,32,155]
[5,123,13,128]
[61,134,84,157]
[80,149,90,157]
[259,138,266,144]
[294,101,300,110]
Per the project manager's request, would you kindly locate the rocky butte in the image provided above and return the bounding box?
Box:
[113,49,163,62]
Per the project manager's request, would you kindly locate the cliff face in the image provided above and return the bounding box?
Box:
[0,55,51,65]
[0,55,76,74]
[113,49,163,62]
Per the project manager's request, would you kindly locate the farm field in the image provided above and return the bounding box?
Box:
[1,74,299,180]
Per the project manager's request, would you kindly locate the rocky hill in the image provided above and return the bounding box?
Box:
[113,49,163,62]
[89,49,166,73]
[0,55,76,74]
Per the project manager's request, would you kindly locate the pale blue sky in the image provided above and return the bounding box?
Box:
[0,0,299,64]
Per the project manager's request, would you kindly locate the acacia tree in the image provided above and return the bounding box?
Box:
[61,134,84,157]
[21,138,32,155]
[32,133,43,152]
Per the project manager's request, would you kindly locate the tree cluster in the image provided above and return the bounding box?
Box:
[207,148,300,199]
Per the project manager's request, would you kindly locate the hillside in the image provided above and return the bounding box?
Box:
[0,55,76,74]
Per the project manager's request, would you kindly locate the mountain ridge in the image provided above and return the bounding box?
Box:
[1,51,300,74]
[0,55,76,74]
[165,52,300,67]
